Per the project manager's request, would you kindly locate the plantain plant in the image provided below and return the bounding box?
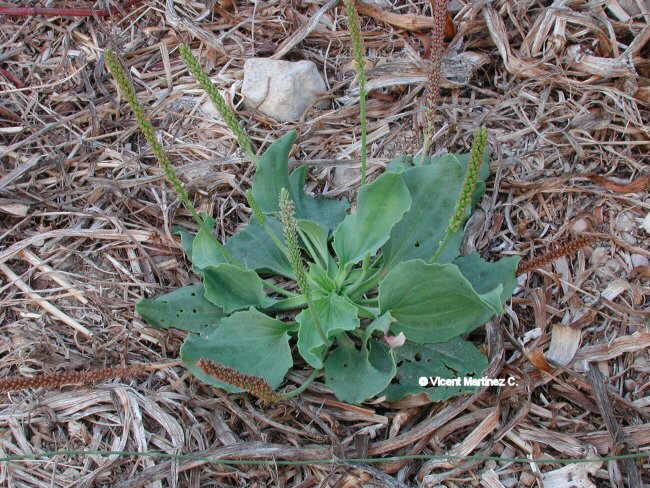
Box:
[108,5,518,405]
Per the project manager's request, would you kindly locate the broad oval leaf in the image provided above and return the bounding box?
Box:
[333,172,411,265]
[225,218,294,278]
[191,219,231,271]
[296,293,359,369]
[379,260,501,343]
[203,264,274,313]
[136,285,223,333]
[251,131,296,213]
[251,131,348,231]
[382,152,489,270]
[382,338,488,402]
[289,166,349,232]
[324,336,396,404]
[181,308,293,391]
[454,253,520,313]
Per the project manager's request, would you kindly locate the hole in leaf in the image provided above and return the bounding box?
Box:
[414,353,422,361]
[161,301,168,304]
[343,363,348,368]
[193,309,197,314]
[414,241,420,248]
[191,292,196,297]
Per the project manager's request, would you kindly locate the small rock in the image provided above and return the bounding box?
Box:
[242,58,327,122]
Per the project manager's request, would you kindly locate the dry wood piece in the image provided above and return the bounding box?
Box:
[541,448,602,488]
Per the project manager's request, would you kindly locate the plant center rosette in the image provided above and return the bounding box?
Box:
[137,130,519,405]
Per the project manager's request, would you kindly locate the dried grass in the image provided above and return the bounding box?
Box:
[0,0,648,486]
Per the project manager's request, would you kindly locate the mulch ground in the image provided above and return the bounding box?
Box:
[0,1,648,486]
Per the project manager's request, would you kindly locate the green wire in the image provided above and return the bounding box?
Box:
[0,450,647,466]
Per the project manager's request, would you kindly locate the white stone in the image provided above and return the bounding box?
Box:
[242,58,327,122]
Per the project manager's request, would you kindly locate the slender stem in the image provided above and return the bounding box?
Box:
[264,295,308,312]
[344,0,367,186]
[281,368,321,400]
[343,260,373,297]
[430,231,451,263]
[359,78,367,186]
[347,266,383,300]
[297,227,326,270]
[263,280,298,298]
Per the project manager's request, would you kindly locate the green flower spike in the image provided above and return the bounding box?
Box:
[179,43,257,164]
[343,0,368,186]
[431,127,488,261]
[105,49,202,226]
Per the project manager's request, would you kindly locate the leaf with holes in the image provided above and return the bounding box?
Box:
[383,338,488,402]
[181,308,293,391]
[136,285,224,333]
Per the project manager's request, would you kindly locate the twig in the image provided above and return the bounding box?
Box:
[0,1,143,18]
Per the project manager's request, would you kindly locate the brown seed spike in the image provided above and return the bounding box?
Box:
[517,236,597,275]
[0,364,148,394]
[423,0,448,154]
[197,358,281,405]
